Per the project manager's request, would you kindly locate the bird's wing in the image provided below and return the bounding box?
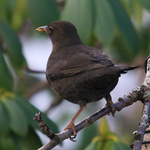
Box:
[46,47,114,80]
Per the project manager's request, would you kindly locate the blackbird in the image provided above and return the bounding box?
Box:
[36,21,139,137]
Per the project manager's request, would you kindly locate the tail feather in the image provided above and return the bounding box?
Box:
[116,64,144,74]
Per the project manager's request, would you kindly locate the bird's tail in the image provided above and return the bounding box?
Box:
[116,64,144,74]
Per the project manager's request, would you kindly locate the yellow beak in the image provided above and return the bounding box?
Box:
[36,26,47,33]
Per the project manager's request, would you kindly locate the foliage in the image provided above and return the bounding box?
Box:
[85,117,131,150]
[0,0,150,149]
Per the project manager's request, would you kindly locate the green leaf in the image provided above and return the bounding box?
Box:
[0,100,10,133]
[112,141,131,150]
[3,98,28,136]
[0,46,13,91]
[84,142,96,150]
[0,133,16,150]
[15,96,59,133]
[138,0,150,11]
[0,19,26,72]
[107,0,139,54]
[11,127,42,150]
[140,26,150,57]
[26,0,59,27]
[0,0,10,23]
[79,124,98,150]
[94,0,115,45]
[85,137,115,150]
[113,34,137,62]
[99,117,110,136]
[130,0,143,24]
[11,0,27,31]
[85,118,130,150]
[98,139,115,150]
[61,0,94,44]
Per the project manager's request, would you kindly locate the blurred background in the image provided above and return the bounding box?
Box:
[0,0,150,150]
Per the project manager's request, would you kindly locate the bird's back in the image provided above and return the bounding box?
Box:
[46,44,121,104]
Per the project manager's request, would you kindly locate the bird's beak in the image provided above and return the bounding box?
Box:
[36,26,48,33]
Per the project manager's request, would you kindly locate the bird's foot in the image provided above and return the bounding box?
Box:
[106,101,116,117]
[64,122,77,142]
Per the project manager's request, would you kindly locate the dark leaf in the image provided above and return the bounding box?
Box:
[0,100,10,133]
[61,0,94,44]
[107,0,139,55]
[0,133,16,150]
[0,45,13,91]
[113,34,137,62]
[15,96,59,133]
[84,142,96,150]
[3,98,28,136]
[94,0,115,45]
[112,141,131,150]
[79,124,97,150]
[138,0,150,11]
[0,19,26,72]
[26,0,59,27]
[11,127,42,150]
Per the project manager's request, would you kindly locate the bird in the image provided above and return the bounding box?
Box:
[36,20,139,138]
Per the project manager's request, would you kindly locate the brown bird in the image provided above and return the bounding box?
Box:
[36,21,139,138]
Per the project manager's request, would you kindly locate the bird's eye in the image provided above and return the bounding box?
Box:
[49,26,53,31]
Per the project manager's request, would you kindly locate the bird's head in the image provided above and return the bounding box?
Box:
[36,21,83,47]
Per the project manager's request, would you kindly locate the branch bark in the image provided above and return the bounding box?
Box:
[36,85,147,150]
[133,56,150,150]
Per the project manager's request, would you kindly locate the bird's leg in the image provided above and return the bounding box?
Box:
[105,94,116,116]
[64,101,86,141]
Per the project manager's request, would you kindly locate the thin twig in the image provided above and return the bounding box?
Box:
[133,101,150,150]
[33,112,58,140]
[24,81,49,99]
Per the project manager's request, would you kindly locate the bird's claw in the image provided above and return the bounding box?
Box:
[64,123,77,142]
[70,135,77,142]
[106,101,116,116]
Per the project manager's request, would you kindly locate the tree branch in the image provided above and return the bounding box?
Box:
[35,85,147,150]
[133,56,150,150]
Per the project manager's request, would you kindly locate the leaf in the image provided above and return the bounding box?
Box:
[130,0,143,24]
[98,139,115,150]
[61,0,94,44]
[0,19,26,72]
[26,0,59,27]
[140,26,150,57]
[0,133,16,150]
[99,117,110,136]
[107,0,139,54]
[3,98,28,136]
[84,142,96,150]
[85,137,115,150]
[0,0,10,23]
[112,141,131,150]
[11,127,42,150]
[79,124,98,150]
[94,0,116,45]
[15,96,59,133]
[85,118,130,150]
[11,0,27,31]
[138,0,150,11]
[0,100,10,133]
[0,46,13,91]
